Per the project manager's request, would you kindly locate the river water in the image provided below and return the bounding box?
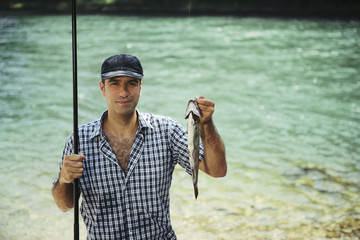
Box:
[0,15,359,239]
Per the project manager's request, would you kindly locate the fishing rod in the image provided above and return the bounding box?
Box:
[72,0,80,239]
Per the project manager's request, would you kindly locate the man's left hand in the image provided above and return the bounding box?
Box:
[196,96,215,125]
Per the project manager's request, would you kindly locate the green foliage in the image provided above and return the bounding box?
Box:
[1,0,359,14]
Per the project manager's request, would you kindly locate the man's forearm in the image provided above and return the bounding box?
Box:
[200,120,227,178]
[52,179,74,212]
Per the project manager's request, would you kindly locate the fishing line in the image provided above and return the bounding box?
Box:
[188,0,192,17]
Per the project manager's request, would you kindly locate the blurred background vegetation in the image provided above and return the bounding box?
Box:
[1,0,360,18]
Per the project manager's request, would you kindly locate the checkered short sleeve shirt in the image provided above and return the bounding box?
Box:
[57,111,204,240]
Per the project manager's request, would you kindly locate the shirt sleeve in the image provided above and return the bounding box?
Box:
[169,120,204,175]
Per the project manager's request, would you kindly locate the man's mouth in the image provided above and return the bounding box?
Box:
[116,99,132,104]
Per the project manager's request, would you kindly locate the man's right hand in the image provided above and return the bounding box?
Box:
[59,154,85,184]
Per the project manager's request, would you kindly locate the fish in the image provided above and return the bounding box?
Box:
[185,99,202,200]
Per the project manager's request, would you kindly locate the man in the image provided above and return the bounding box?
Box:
[52,54,226,239]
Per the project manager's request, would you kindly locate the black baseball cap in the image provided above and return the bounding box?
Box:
[101,54,144,80]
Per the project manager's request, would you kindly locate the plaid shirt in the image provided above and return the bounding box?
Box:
[58,111,204,240]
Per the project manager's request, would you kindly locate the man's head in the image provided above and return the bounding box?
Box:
[100,54,143,118]
[101,54,143,83]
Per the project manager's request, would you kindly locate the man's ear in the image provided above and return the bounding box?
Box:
[139,81,143,97]
[99,81,105,96]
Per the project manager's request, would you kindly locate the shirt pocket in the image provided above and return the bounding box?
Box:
[97,190,120,218]
[134,207,167,238]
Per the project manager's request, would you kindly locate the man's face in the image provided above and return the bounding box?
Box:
[100,76,142,118]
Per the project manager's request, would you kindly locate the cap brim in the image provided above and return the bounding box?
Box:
[101,70,143,80]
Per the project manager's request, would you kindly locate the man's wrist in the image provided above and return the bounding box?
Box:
[200,119,214,130]
[58,173,72,186]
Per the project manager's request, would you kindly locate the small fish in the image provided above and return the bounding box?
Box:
[185,99,201,199]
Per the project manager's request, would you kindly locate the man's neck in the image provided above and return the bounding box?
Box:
[103,110,138,138]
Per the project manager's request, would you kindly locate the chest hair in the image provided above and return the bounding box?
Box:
[107,135,133,174]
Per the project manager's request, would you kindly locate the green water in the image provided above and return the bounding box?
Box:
[0,15,359,239]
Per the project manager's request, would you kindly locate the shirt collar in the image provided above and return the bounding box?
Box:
[90,110,153,140]
[137,110,154,134]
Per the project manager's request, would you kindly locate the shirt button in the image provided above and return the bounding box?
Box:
[127,209,130,213]
[129,231,132,235]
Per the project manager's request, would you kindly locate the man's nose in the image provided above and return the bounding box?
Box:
[118,85,129,97]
